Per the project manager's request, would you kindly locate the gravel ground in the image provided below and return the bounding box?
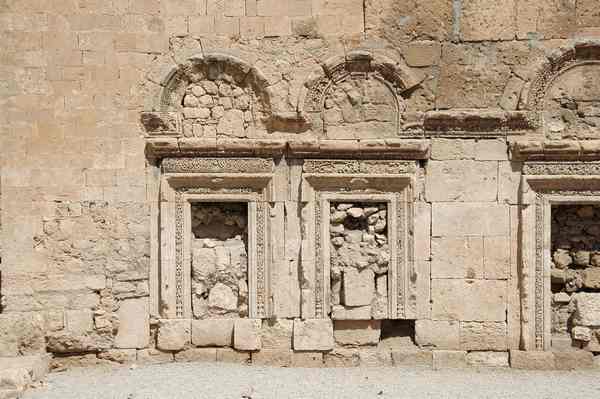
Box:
[23,362,600,399]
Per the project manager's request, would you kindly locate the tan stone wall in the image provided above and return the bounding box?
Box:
[1,0,600,362]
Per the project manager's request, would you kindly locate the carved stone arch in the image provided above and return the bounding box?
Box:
[299,50,422,138]
[519,41,600,139]
[158,52,274,138]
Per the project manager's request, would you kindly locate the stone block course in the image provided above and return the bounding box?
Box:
[191,319,234,347]
[425,161,498,202]
[432,279,507,321]
[293,320,334,351]
[157,320,191,352]
[234,319,262,351]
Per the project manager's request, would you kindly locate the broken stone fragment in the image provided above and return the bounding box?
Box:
[208,283,238,312]
[553,249,572,269]
[551,268,566,284]
[583,268,600,289]
[574,250,590,267]
[342,268,375,307]
[347,207,364,218]
[591,253,600,267]
[572,326,592,342]
[577,206,596,218]
[553,292,571,304]
[330,211,347,224]
[337,203,354,211]
[573,293,600,327]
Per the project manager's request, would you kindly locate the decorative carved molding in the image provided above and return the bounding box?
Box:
[523,162,600,176]
[422,110,539,135]
[303,159,417,175]
[162,157,273,174]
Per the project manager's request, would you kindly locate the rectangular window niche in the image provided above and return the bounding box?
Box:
[156,158,274,320]
[301,160,417,320]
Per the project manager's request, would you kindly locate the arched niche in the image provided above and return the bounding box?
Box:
[299,50,421,139]
[525,42,600,140]
[160,53,273,139]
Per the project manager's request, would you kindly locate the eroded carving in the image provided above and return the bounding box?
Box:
[163,158,273,174]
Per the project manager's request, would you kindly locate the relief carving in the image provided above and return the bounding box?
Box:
[163,157,273,174]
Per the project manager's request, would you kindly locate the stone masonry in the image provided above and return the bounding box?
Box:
[2,0,600,377]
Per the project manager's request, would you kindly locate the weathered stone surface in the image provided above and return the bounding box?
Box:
[459,322,508,351]
[432,203,509,237]
[191,319,234,347]
[333,320,381,346]
[291,352,324,368]
[323,348,360,368]
[174,348,217,363]
[157,319,191,351]
[216,348,250,364]
[466,351,509,367]
[114,298,149,349]
[425,161,498,202]
[415,320,459,350]
[554,351,595,370]
[251,349,293,367]
[293,320,334,351]
[432,280,507,321]
[509,351,555,370]
[483,236,510,279]
[431,236,483,279]
[432,350,467,370]
[391,350,433,367]
[0,314,45,357]
[341,269,375,307]
[461,0,516,41]
[261,319,293,350]
[573,293,600,327]
[233,319,261,351]
[136,349,174,365]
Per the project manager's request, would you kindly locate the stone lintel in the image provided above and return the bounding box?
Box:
[146,138,431,160]
[423,110,539,134]
[511,140,600,161]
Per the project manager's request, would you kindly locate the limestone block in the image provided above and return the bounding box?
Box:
[509,351,555,370]
[234,319,261,351]
[191,319,234,347]
[0,313,45,357]
[323,348,359,367]
[572,326,592,342]
[432,203,509,237]
[136,349,174,364]
[359,349,393,367]
[65,309,93,334]
[216,348,250,363]
[261,319,293,350]
[293,319,334,351]
[431,236,483,279]
[459,322,508,351]
[0,355,50,382]
[157,319,191,351]
[208,283,238,312]
[431,279,507,321]
[174,348,217,363]
[331,305,372,320]
[431,139,476,160]
[573,293,600,327]
[432,350,467,369]
[333,320,381,346]
[583,268,600,289]
[341,268,375,307]
[461,0,516,41]
[414,202,431,261]
[475,139,508,161]
[402,41,441,67]
[516,0,576,40]
[554,351,595,370]
[251,349,293,367]
[425,161,498,202]
[416,260,432,319]
[483,236,510,280]
[291,352,323,367]
[114,298,149,349]
[466,351,509,367]
[391,350,433,367]
[415,320,459,350]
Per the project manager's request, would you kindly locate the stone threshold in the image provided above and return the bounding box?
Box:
[39,349,600,372]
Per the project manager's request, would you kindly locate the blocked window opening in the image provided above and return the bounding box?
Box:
[551,204,600,351]
[190,203,249,319]
[330,202,390,319]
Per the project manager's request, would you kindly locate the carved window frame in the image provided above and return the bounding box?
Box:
[156,158,274,320]
[520,161,600,351]
[300,160,417,320]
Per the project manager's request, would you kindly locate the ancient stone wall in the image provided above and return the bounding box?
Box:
[1,0,600,369]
